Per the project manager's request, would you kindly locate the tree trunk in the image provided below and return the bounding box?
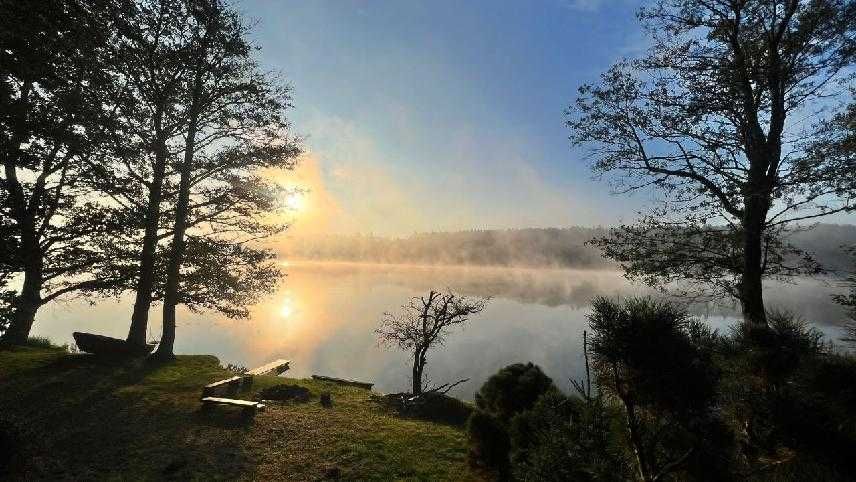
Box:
[0,266,42,345]
[412,346,429,395]
[127,115,168,347]
[154,110,199,360]
[1,155,44,345]
[740,161,771,330]
[740,225,767,331]
[412,352,423,395]
[613,364,652,482]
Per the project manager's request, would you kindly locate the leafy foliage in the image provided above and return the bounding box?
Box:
[474,362,556,420]
[587,296,729,481]
[467,362,557,476]
[568,0,856,324]
[509,390,629,482]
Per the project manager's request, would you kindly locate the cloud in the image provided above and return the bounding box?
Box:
[269,106,610,245]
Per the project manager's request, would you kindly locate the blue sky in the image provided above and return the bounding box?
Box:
[242,0,650,235]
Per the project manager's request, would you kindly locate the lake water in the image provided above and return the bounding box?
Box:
[31,261,851,399]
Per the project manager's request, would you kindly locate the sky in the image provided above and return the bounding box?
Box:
[241,0,652,236]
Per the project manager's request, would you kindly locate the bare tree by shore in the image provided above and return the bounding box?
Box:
[377,290,488,395]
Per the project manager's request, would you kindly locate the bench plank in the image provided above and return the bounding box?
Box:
[201,397,265,411]
[202,375,251,397]
[247,359,291,376]
[311,374,373,390]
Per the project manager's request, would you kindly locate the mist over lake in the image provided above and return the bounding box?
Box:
[31,261,850,400]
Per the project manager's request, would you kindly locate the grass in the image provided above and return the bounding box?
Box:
[0,346,481,481]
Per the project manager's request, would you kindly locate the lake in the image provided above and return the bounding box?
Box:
[31,261,851,399]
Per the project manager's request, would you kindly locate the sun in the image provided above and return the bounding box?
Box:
[284,191,306,212]
[279,297,295,318]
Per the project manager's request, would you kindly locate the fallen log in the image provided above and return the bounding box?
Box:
[247,359,290,376]
[200,397,265,417]
[72,332,155,357]
[201,375,252,398]
[311,374,373,390]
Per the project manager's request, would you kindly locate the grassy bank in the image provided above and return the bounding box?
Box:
[0,345,479,480]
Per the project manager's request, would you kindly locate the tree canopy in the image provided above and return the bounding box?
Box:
[568,0,856,327]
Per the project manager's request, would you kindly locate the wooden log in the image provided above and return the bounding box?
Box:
[200,397,265,416]
[201,375,251,397]
[311,375,373,390]
[72,332,155,357]
[247,359,291,376]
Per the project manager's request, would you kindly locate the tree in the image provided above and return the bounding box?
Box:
[587,297,725,482]
[0,0,130,344]
[834,246,856,345]
[111,0,198,349]
[377,290,488,395]
[152,0,300,359]
[567,0,856,329]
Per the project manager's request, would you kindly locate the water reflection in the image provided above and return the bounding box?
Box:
[32,261,850,399]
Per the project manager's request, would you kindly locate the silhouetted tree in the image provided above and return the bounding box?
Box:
[377,290,487,395]
[0,0,131,344]
[107,0,198,349]
[152,0,300,359]
[568,0,856,330]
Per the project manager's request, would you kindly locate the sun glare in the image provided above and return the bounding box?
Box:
[285,191,306,212]
[279,296,295,318]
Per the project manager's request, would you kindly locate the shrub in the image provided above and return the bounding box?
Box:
[405,392,473,426]
[25,336,57,349]
[474,362,556,419]
[729,310,827,384]
[509,390,629,482]
[588,296,720,421]
[468,362,556,475]
[466,409,510,474]
[587,296,726,481]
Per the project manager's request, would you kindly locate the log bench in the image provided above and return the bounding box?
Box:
[311,375,374,390]
[200,397,265,417]
[201,375,252,397]
[247,359,290,376]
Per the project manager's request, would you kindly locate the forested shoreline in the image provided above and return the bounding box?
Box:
[282,224,856,271]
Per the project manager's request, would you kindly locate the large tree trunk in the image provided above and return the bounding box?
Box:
[1,266,42,345]
[153,111,199,360]
[1,157,44,345]
[126,116,168,347]
[740,136,774,331]
[412,348,426,395]
[741,199,768,331]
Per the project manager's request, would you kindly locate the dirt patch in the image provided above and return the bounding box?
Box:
[255,384,312,402]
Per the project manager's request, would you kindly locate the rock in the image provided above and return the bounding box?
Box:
[72,332,155,357]
[255,384,311,403]
[320,392,333,408]
[322,464,341,479]
[162,457,187,475]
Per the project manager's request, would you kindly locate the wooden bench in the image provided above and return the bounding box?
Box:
[201,397,265,417]
[311,375,374,390]
[247,359,290,376]
[201,375,252,397]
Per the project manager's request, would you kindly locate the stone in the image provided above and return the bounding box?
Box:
[323,464,341,479]
[320,392,333,408]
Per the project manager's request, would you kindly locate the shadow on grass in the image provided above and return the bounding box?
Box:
[0,351,259,480]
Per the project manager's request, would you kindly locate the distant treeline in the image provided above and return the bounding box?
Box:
[282,224,856,271]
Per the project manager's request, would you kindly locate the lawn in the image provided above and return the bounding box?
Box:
[0,345,481,481]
